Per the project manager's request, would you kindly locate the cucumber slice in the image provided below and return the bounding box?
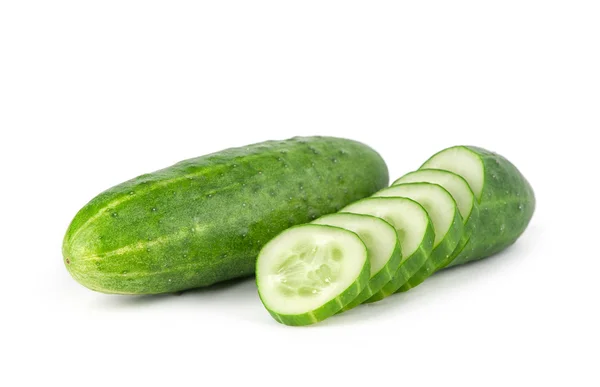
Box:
[256,224,370,326]
[421,146,535,266]
[373,183,463,291]
[393,169,475,220]
[393,169,479,269]
[339,197,435,301]
[313,213,402,310]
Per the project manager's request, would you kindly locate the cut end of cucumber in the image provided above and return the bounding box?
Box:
[420,146,484,200]
[340,197,429,260]
[313,213,397,277]
[256,224,368,322]
[274,242,344,297]
[393,169,475,221]
[312,212,402,311]
[374,183,459,247]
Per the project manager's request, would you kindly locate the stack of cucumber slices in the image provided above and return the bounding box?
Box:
[256,146,535,326]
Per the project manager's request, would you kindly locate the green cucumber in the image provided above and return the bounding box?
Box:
[312,213,402,310]
[393,169,479,269]
[339,197,435,302]
[63,136,388,294]
[373,183,463,291]
[256,224,370,326]
[420,145,535,266]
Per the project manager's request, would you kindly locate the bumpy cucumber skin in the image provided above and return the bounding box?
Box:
[423,146,535,267]
[257,225,371,326]
[63,137,388,295]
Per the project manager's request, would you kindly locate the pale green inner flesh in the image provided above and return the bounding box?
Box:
[393,169,474,221]
[340,197,428,262]
[275,242,342,297]
[373,184,455,247]
[313,213,396,277]
[257,225,367,316]
[421,147,484,200]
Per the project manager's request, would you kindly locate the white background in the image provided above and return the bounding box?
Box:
[1,1,598,386]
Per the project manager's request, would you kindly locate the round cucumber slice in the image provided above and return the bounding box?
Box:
[393,169,475,220]
[256,224,370,326]
[313,213,402,311]
[420,146,486,200]
[420,145,535,266]
[393,169,479,269]
[373,183,463,291]
[339,197,435,302]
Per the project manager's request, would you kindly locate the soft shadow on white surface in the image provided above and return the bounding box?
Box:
[316,226,539,328]
[90,275,269,324]
[86,224,539,328]
[95,275,259,307]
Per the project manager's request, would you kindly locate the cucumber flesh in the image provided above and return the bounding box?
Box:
[421,146,535,265]
[393,169,479,269]
[339,197,435,301]
[421,146,486,199]
[373,183,463,291]
[313,213,402,310]
[256,224,369,326]
[393,169,475,220]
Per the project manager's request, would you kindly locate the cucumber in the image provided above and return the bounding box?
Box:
[63,136,388,294]
[256,224,370,326]
[338,197,435,302]
[392,169,479,269]
[420,145,535,266]
[312,213,401,310]
[373,183,463,291]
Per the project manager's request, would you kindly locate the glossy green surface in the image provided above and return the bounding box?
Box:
[63,136,388,294]
[422,146,535,267]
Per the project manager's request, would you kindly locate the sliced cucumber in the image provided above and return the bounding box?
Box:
[373,183,463,291]
[256,224,370,326]
[339,197,435,301]
[393,169,475,220]
[313,213,402,311]
[393,169,479,269]
[421,146,535,266]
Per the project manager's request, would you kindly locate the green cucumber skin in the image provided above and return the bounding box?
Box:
[397,207,463,291]
[391,169,480,271]
[312,213,403,312]
[341,238,402,311]
[367,220,435,302]
[63,136,389,295]
[425,146,535,267]
[440,201,480,269]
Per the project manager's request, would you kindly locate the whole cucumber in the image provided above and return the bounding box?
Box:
[63,136,388,294]
[421,145,535,266]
